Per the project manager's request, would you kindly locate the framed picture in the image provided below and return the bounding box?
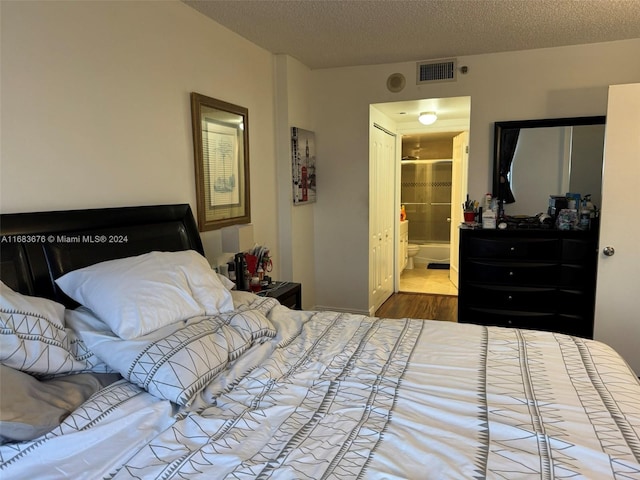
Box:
[291,127,317,204]
[190,92,250,231]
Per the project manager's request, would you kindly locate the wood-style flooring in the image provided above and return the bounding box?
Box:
[375,293,457,322]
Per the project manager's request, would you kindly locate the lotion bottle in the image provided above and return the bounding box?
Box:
[480,195,495,229]
[482,208,496,229]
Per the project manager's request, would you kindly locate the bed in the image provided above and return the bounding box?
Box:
[1,203,639,479]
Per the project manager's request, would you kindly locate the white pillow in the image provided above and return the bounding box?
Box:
[0,281,108,375]
[55,250,234,340]
[0,280,65,329]
[216,272,236,290]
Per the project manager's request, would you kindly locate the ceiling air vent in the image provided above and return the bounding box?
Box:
[416,58,457,84]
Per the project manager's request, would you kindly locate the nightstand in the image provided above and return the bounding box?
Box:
[259,282,302,310]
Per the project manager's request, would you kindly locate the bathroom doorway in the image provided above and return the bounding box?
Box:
[400,149,456,295]
[371,96,471,296]
[400,128,469,295]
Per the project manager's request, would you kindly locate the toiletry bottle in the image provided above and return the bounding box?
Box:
[497,199,506,221]
[482,207,496,229]
[579,199,591,230]
[484,193,492,211]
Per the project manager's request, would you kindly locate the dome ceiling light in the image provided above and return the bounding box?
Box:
[418,111,437,125]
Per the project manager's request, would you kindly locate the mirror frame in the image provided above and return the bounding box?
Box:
[493,115,606,204]
[190,92,251,231]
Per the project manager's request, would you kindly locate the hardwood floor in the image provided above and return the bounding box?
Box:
[375,292,457,322]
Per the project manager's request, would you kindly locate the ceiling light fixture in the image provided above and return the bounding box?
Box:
[418,111,437,125]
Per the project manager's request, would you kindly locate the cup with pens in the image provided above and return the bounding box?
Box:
[463,196,478,224]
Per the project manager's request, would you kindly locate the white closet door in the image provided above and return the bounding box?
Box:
[594,83,640,374]
[369,125,395,313]
[449,131,469,289]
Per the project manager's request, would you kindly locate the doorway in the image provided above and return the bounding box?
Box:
[371,96,471,297]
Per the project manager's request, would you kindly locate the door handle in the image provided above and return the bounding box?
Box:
[603,246,615,256]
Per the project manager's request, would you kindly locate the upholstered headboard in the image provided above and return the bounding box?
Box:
[0,204,203,307]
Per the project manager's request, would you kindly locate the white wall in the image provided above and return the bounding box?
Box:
[0,1,279,272]
[274,55,316,309]
[311,39,640,313]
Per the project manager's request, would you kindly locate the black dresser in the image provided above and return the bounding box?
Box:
[458,228,599,338]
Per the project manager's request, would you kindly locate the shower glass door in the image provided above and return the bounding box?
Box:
[401,159,452,244]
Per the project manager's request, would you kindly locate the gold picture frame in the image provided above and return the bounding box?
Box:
[190,92,250,231]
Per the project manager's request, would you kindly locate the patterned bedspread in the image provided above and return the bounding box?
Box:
[2,297,639,479]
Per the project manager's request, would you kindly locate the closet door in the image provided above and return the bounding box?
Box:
[594,83,640,374]
[369,125,395,313]
[449,131,469,289]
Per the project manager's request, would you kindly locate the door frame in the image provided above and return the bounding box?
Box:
[369,97,471,306]
[395,117,471,292]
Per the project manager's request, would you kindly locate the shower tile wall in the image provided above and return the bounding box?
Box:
[401,162,452,243]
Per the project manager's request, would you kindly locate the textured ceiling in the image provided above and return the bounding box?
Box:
[183,0,640,70]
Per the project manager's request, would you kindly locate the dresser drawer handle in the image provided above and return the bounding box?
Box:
[509,271,514,276]
[510,247,516,252]
[507,295,513,301]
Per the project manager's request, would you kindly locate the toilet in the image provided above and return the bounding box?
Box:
[406,244,420,269]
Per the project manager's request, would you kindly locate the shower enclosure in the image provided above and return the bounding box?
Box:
[401,159,452,265]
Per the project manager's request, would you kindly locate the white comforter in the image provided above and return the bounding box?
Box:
[2,295,640,479]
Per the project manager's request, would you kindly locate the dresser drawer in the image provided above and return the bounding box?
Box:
[560,264,594,287]
[461,308,589,336]
[461,307,555,330]
[464,260,558,285]
[553,314,592,337]
[556,289,594,315]
[467,237,559,260]
[464,284,556,310]
[562,238,597,262]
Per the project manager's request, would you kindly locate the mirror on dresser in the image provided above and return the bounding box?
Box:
[493,116,606,216]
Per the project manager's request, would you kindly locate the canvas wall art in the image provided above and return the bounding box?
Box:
[291,127,316,205]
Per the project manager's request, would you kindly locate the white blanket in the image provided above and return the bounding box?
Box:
[2,304,639,479]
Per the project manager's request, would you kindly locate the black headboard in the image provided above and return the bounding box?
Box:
[0,204,203,307]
